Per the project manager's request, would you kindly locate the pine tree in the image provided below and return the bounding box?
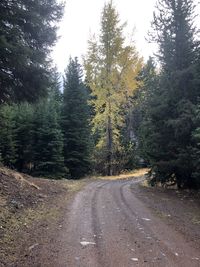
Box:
[0,105,16,167]
[0,0,64,104]
[142,0,199,188]
[62,57,91,179]
[129,57,159,166]
[33,84,68,178]
[13,103,34,172]
[191,86,200,188]
[0,70,68,178]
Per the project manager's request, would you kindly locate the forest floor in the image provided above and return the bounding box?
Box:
[0,168,200,266]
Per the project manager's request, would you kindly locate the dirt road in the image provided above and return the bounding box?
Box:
[57,178,200,267]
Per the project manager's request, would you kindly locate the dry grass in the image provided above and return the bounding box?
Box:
[91,168,149,181]
[0,167,40,189]
[0,195,7,206]
[61,179,88,192]
[152,209,172,220]
[192,216,200,225]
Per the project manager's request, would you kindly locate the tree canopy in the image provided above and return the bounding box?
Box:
[63,57,92,178]
[0,0,64,104]
[138,0,200,188]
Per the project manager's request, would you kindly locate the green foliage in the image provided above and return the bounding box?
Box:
[62,57,92,179]
[0,62,93,179]
[191,103,200,188]
[0,105,16,167]
[33,98,68,178]
[151,0,197,72]
[0,0,64,104]
[13,103,34,172]
[0,72,69,179]
[138,0,200,189]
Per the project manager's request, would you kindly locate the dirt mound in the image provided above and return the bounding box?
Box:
[0,167,66,211]
[0,168,69,267]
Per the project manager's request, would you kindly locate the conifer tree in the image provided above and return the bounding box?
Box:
[62,57,91,179]
[131,57,159,165]
[84,1,142,175]
[192,110,200,188]
[0,70,68,178]
[33,81,67,178]
[0,105,16,167]
[141,0,199,188]
[0,0,64,104]
[13,103,34,172]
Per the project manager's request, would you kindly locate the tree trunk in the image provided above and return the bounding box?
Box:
[107,99,113,176]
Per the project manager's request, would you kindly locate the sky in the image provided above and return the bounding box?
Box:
[52,0,157,73]
[51,0,200,73]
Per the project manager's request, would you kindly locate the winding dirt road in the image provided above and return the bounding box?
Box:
[57,178,200,267]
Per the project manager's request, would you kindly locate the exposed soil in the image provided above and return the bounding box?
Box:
[0,168,88,267]
[132,182,200,250]
[54,178,200,267]
[0,169,200,266]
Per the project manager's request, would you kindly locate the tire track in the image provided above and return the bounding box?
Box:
[118,181,199,266]
[91,181,110,267]
[110,182,170,266]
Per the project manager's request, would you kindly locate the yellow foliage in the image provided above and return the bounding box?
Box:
[84,2,143,156]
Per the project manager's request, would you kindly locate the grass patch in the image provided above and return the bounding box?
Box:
[91,168,149,181]
[140,179,149,188]
[192,216,200,225]
[61,179,88,192]
[152,209,172,220]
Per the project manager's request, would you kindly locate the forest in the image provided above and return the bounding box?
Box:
[0,0,200,189]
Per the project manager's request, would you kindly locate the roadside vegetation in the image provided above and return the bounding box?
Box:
[1,1,200,187]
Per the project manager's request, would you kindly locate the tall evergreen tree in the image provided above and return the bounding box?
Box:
[33,84,67,178]
[0,0,64,104]
[0,84,67,178]
[13,103,34,172]
[141,0,199,188]
[62,57,91,179]
[192,102,200,188]
[0,105,16,167]
[131,57,159,165]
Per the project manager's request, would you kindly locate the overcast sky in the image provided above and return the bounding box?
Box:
[51,0,199,73]
[51,0,158,72]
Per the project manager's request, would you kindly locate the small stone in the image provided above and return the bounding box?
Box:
[131,258,139,262]
[28,243,39,251]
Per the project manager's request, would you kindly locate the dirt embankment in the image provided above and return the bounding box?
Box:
[0,168,87,267]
